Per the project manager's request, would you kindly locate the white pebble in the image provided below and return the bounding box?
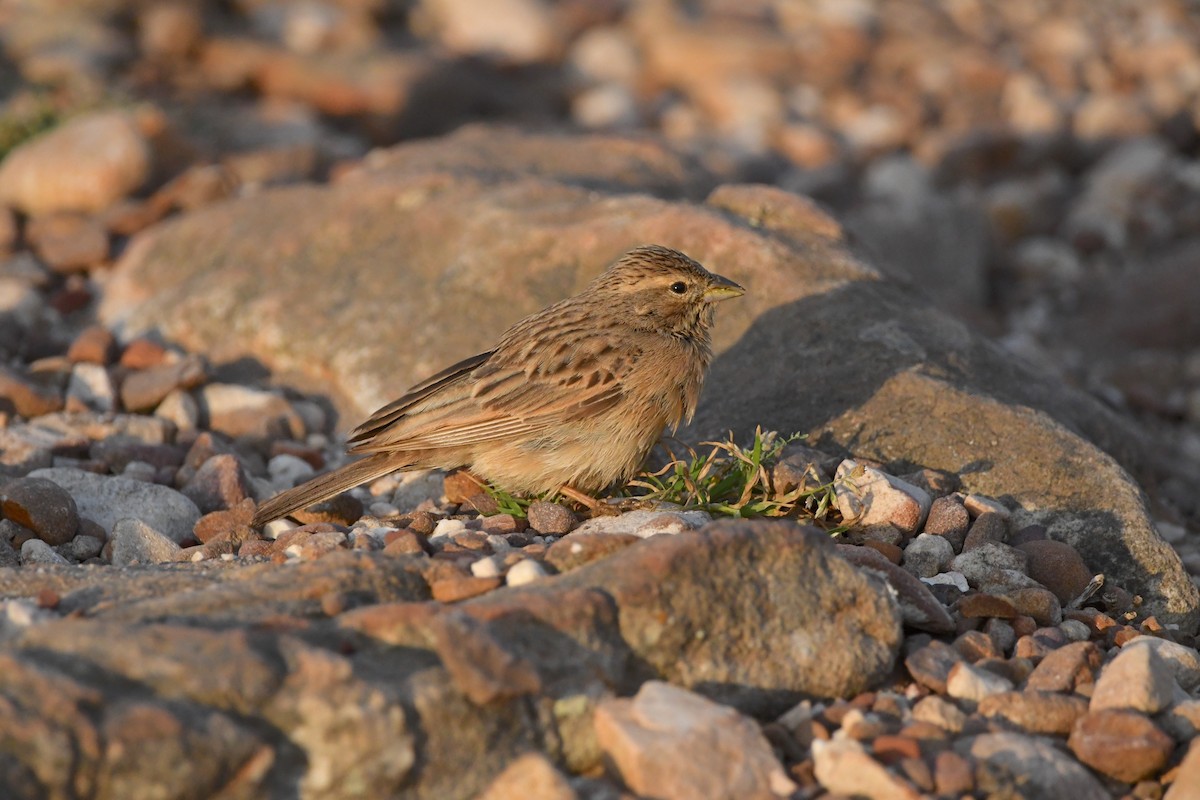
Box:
[431,518,468,540]
[2,598,47,627]
[921,571,970,592]
[470,556,502,578]
[505,558,547,587]
[262,518,297,540]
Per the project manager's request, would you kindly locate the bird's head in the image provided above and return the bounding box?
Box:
[590,245,744,338]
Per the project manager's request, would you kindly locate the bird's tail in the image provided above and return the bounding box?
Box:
[251,453,407,527]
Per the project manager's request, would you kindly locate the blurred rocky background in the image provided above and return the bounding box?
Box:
[3,0,1199,460]
[5,1,1200,796]
[4,0,1200,547]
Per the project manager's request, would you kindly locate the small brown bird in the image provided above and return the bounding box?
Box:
[251,245,744,526]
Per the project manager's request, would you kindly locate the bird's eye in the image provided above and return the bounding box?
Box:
[669,281,687,295]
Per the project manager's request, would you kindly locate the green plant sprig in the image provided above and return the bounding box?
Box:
[481,427,847,531]
[624,428,845,529]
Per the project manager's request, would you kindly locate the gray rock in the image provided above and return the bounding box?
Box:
[846,156,990,312]
[35,411,174,445]
[58,534,104,562]
[902,533,955,578]
[387,469,444,511]
[543,520,904,713]
[952,542,1029,589]
[0,537,19,568]
[1065,138,1173,253]
[963,732,1107,800]
[923,571,969,593]
[267,453,316,488]
[0,425,56,474]
[977,569,1046,595]
[111,519,183,565]
[839,544,955,634]
[20,539,70,565]
[29,467,200,544]
[121,461,158,483]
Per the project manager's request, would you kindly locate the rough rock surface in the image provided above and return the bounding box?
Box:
[0,520,900,798]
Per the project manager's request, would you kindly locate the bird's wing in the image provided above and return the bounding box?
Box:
[347,351,493,447]
[347,333,640,454]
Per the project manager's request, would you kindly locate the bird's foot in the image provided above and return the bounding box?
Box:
[558,485,623,517]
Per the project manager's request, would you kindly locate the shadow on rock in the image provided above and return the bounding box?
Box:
[692,283,1198,630]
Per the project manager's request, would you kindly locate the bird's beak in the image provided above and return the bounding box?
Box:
[703,274,745,301]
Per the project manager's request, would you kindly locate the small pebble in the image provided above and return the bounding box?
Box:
[20,539,71,565]
[470,555,503,578]
[526,500,576,535]
[505,558,547,587]
[485,534,513,553]
[0,476,79,545]
[431,518,469,540]
[963,495,1009,518]
[921,572,969,592]
[369,501,399,517]
[268,453,316,487]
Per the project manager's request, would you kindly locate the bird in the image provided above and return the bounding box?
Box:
[251,245,744,526]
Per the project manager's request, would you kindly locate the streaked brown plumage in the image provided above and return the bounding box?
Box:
[251,245,744,526]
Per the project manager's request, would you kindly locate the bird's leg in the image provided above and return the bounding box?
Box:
[558,485,622,517]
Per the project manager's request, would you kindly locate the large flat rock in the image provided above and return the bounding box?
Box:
[0,519,899,799]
